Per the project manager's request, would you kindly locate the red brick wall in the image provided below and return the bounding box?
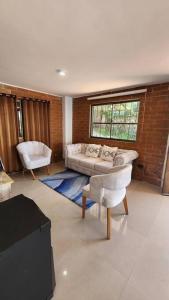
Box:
[73,83,169,186]
[0,84,63,161]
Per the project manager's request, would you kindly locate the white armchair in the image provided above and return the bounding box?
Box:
[16,141,52,179]
[82,164,132,239]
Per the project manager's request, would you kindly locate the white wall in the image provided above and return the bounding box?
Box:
[62,96,73,157]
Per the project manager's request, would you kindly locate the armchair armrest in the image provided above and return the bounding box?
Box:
[43,145,52,158]
[18,152,31,169]
[22,153,30,163]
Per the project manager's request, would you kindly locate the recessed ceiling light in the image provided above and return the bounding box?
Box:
[56,69,67,77]
[62,270,68,276]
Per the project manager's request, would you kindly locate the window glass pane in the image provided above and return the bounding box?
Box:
[92,104,112,123]
[100,124,111,138]
[92,124,101,137]
[112,101,139,123]
[92,106,99,123]
[128,124,137,140]
[111,124,137,140]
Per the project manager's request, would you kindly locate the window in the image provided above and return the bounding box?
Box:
[16,99,24,140]
[91,100,140,141]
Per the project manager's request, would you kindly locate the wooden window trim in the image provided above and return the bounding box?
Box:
[90,99,140,142]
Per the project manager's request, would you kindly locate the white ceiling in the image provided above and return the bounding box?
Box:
[0,0,169,96]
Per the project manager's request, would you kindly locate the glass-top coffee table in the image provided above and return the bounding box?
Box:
[0,172,14,202]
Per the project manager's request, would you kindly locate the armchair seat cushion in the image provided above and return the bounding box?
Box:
[28,155,50,169]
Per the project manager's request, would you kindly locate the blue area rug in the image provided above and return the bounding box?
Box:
[40,169,95,209]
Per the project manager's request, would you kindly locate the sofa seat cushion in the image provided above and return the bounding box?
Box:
[68,153,86,164]
[94,160,114,173]
[79,157,101,169]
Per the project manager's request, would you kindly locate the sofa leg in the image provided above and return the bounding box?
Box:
[82,196,86,219]
[107,208,111,240]
[46,165,50,175]
[123,196,129,215]
[30,169,37,180]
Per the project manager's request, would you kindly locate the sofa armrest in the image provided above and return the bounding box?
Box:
[65,144,82,157]
[65,144,82,167]
[114,150,138,166]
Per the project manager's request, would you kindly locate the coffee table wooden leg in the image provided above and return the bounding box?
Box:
[82,195,86,219]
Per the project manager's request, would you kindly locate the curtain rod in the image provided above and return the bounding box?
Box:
[0,93,16,98]
[18,97,50,103]
[0,93,50,103]
[87,89,147,100]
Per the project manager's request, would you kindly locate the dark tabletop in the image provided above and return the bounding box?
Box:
[0,194,50,253]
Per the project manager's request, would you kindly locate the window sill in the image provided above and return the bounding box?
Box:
[90,136,137,143]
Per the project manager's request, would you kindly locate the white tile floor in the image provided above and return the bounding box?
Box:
[11,162,169,300]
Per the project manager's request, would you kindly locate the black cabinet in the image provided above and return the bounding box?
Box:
[0,194,55,300]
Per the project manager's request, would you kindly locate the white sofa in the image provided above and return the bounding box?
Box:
[65,143,138,176]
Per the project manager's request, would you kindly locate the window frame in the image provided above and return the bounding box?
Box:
[90,99,141,142]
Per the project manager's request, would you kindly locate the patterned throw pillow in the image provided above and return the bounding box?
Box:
[100,145,118,162]
[114,155,125,166]
[85,144,101,158]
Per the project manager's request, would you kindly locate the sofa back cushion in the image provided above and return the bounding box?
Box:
[73,143,82,154]
[100,145,118,162]
[81,143,88,154]
[85,144,101,158]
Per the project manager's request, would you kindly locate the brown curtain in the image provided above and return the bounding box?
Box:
[0,94,20,172]
[22,99,50,145]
